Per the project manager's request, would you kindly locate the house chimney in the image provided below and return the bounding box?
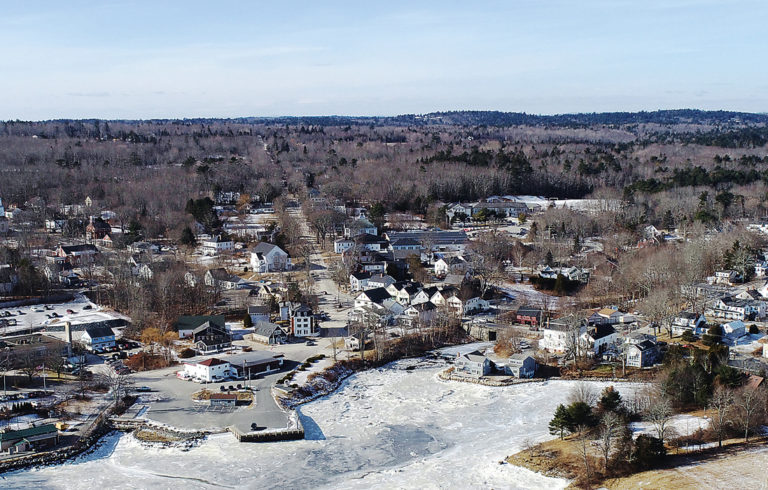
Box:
[65,321,73,357]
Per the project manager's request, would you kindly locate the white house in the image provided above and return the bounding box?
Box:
[671,312,707,336]
[291,304,317,337]
[706,297,763,321]
[402,302,436,325]
[182,358,231,382]
[539,321,579,354]
[350,272,372,291]
[334,238,355,254]
[434,256,467,278]
[201,235,234,256]
[205,268,245,290]
[588,307,635,326]
[250,242,291,272]
[81,325,116,352]
[579,325,619,356]
[366,274,396,290]
[344,217,377,238]
[625,340,659,368]
[353,288,392,314]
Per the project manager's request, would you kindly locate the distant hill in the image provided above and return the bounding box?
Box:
[233,109,768,128]
[5,109,768,128]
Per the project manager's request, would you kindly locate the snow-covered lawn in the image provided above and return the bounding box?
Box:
[291,357,333,386]
[2,360,640,489]
[629,414,709,439]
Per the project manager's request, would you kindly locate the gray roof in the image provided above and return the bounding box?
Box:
[462,350,488,363]
[252,322,285,338]
[253,242,284,255]
[248,305,270,315]
[84,325,114,339]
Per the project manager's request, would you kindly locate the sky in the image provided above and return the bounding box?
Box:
[1,0,767,119]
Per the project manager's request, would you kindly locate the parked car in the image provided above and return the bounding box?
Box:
[66,309,75,314]
[134,386,152,392]
[83,305,93,310]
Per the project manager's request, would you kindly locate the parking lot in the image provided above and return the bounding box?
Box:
[127,361,291,434]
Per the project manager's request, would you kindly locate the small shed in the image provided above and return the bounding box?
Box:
[209,393,238,407]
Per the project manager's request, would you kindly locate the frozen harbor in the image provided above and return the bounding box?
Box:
[1,358,640,489]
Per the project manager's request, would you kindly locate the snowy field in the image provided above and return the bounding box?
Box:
[629,414,709,439]
[1,359,641,489]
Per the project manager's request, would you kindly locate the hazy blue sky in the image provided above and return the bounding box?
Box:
[1,0,766,119]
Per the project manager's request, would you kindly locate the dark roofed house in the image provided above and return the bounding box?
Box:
[205,268,245,290]
[626,340,659,367]
[81,325,115,351]
[248,304,270,324]
[193,321,232,354]
[175,315,226,338]
[55,244,99,265]
[516,306,543,328]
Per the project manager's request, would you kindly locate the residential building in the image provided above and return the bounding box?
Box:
[344,217,377,238]
[366,273,396,290]
[706,296,763,321]
[505,354,536,378]
[626,340,659,368]
[81,325,116,351]
[192,322,232,353]
[402,301,436,325]
[455,350,492,377]
[291,304,317,337]
[540,320,580,354]
[434,256,467,278]
[587,307,635,326]
[671,312,707,336]
[201,235,234,256]
[205,268,245,290]
[721,320,746,340]
[247,305,270,324]
[250,242,291,272]
[334,238,355,254]
[579,324,619,356]
[248,322,287,344]
[353,288,392,313]
[350,271,372,291]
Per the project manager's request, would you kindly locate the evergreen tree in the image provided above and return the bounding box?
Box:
[598,386,623,413]
[702,324,722,346]
[180,226,196,246]
[662,210,674,230]
[243,312,253,329]
[545,250,554,266]
[567,401,597,428]
[549,404,573,439]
